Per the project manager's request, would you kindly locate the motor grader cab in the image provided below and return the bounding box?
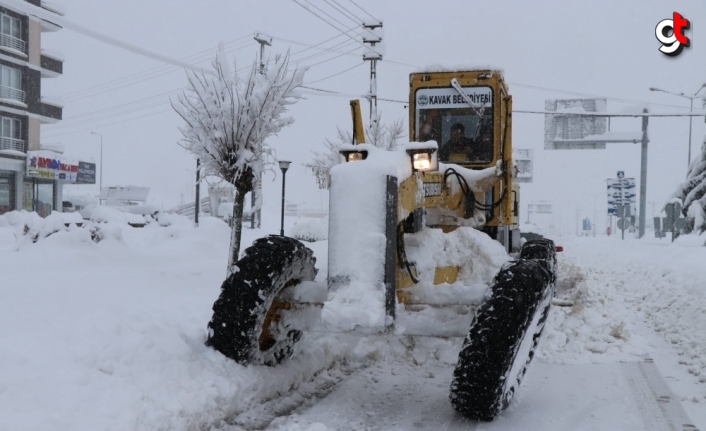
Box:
[409,70,520,252]
[204,69,558,422]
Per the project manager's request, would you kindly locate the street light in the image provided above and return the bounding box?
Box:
[90,132,103,204]
[279,160,291,236]
[649,84,706,171]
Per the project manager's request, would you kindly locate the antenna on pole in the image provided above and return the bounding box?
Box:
[254,32,272,75]
[362,20,383,126]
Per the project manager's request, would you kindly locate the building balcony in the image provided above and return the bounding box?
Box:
[0,86,25,104]
[0,136,25,153]
[39,99,62,122]
[40,51,63,76]
[0,34,27,56]
[38,0,64,32]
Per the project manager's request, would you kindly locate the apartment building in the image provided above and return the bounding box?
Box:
[0,0,63,217]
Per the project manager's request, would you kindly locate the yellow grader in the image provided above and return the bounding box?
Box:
[205,69,558,421]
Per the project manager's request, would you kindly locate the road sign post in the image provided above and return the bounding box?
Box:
[617,204,631,240]
[664,201,684,243]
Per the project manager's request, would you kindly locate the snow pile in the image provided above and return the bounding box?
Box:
[537,256,643,364]
[154,211,192,227]
[402,226,509,305]
[617,235,706,383]
[89,205,147,225]
[0,216,355,431]
[0,210,115,249]
[290,217,328,242]
[324,145,412,331]
[538,235,706,387]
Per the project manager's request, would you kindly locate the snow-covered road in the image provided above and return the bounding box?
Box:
[1,211,705,431]
[257,360,694,431]
[247,235,706,431]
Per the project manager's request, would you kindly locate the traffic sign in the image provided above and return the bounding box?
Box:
[617,218,630,230]
[617,204,631,218]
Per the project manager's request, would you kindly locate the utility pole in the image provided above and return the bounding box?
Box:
[250,33,272,229]
[254,32,272,74]
[639,109,649,239]
[362,20,383,125]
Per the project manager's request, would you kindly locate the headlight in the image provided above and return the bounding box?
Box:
[412,152,431,171]
[339,150,368,162]
[406,149,438,172]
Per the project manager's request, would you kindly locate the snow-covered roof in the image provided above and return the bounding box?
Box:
[413,64,504,74]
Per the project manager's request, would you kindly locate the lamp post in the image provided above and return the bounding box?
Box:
[90,132,103,204]
[279,160,291,236]
[649,84,706,172]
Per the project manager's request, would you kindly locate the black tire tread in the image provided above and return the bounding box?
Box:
[205,235,317,366]
[450,239,556,420]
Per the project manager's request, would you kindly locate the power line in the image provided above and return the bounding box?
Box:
[513,109,706,117]
[54,36,364,127]
[322,0,361,25]
[2,0,211,74]
[304,62,364,84]
[55,48,361,129]
[43,108,174,139]
[64,33,359,107]
[329,0,365,23]
[508,82,703,111]
[292,0,384,58]
[64,39,258,103]
[60,35,254,100]
[302,0,358,33]
[346,0,378,22]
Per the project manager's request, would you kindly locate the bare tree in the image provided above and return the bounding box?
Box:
[172,49,306,275]
[304,114,405,189]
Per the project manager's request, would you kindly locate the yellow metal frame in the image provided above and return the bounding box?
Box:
[408,71,515,229]
[350,99,366,144]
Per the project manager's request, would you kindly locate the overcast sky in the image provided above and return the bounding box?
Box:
[42,0,706,234]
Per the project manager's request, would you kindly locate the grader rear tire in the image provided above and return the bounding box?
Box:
[449,239,556,421]
[205,236,317,366]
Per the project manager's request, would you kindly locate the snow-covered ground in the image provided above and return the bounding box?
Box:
[1,211,705,431]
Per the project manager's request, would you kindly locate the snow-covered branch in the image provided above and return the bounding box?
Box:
[172,48,307,272]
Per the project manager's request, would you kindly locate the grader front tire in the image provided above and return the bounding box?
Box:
[449,239,556,420]
[205,236,317,366]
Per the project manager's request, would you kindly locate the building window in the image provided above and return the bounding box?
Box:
[0,65,23,102]
[0,14,24,53]
[0,171,15,215]
[0,116,22,152]
[1,116,20,139]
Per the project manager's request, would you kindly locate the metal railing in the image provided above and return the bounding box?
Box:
[0,33,26,54]
[0,86,25,103]
[0,136,24,152]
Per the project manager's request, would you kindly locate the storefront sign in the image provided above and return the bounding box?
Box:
[76,161,96,184]
[27,151,78,182]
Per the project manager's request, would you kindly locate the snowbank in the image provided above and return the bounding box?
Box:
[539,234,706,386]
[291,217,328,242]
